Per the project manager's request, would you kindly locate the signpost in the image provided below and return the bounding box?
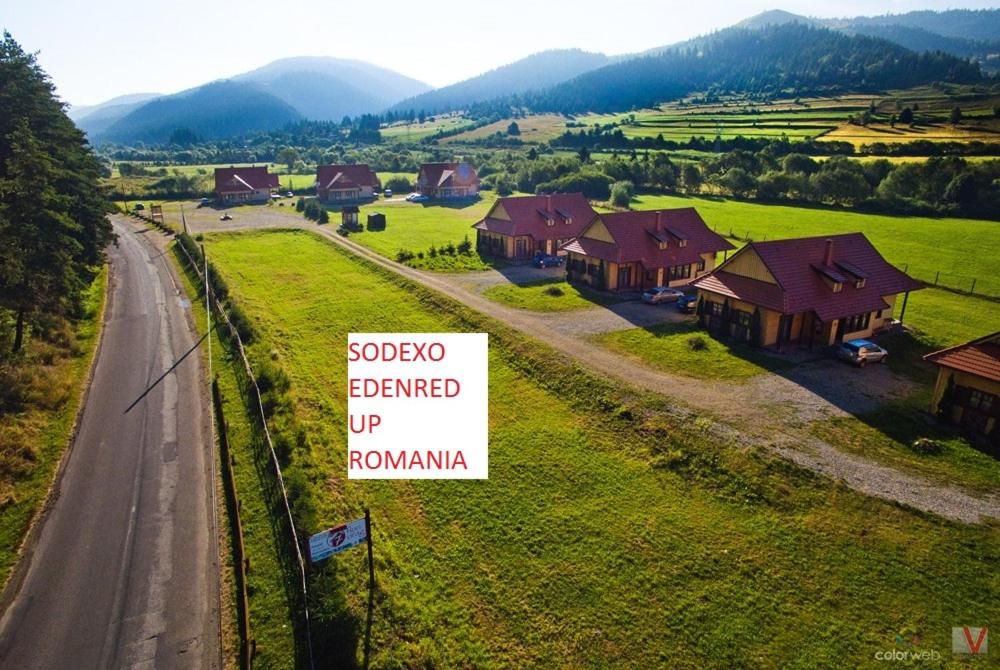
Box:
[308,516,368,563]
[309,509,376,667]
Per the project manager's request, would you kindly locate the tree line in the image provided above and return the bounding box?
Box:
[0,33,113,354]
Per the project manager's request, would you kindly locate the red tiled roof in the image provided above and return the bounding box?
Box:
[692,271,786,312]
[316,164,380,190]
[693,233,922,321]
[419,162,479,189]
[214,166,279,193]
[924,332,1000,383]
[561,208,734,268]
[473,193,596,241]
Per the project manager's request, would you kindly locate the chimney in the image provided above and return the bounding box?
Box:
[823,238,834,266]
[546,194,552,213]
[655,211,663,232]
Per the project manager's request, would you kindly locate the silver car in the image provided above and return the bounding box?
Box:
[836,339,888,367]
[641,286,685,304]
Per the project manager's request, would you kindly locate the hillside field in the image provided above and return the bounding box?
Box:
[204,229,998,668]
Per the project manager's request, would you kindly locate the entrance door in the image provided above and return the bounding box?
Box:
[617,265,632,289]
[835,319,846,342]
[515,238,528,259]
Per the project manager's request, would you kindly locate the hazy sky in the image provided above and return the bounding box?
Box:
[5,0,998,107]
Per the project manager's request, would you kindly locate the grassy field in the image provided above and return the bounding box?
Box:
[443,115,568,144]
[346,198,495,270]
[821,120,1000,148]
[592,320,794,382]
[380,115,474,141]
[0,268,107,587]
[482,278,629,312]
[169,244,298,668]
[202,229,999,668]
[630,194,1000,297]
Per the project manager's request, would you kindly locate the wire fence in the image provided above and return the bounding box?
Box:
[175,238,315,669]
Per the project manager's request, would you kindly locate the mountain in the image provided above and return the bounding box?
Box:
[390,49,612,115]
[736,9,819,29]
[69,93,162,136]
[234,56,431,120]
[98,80,301,143]
[91,57,431,142]
[834,23,1000,67]
[831,9,1000,43]
[510,23,983,115]
[67,92,160,121]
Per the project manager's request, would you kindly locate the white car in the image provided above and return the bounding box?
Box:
[405,193,429,202]
[641,286,685,304]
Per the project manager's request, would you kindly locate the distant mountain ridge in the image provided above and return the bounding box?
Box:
[389,49,613,115]
[87,57,431,143]
[506,23,983,115]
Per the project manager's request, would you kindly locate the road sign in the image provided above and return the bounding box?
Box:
[309,517,367,563]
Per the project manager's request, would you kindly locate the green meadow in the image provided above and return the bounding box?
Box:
[204,229,999,669]
[482,278,627,312]
[631,194,1000,297]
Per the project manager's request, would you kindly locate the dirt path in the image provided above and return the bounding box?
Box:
[190,215,1000,523]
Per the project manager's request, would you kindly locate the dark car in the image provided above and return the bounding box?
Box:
[533,253,564,268]
[676,294,699,312]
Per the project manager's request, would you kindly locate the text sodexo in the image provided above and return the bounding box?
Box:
[347,341,446,363]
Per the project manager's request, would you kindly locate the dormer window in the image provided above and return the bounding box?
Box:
[833,282,843,293]
[855,278,866,289]
[658,241,668,250]
[678,239,687,248]
[546,218,554,227]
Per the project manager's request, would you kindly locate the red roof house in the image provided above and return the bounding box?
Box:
[214,166,279,204]
[692,233,923,347]
[416,162,479,199]
[924,332,1000,446]
[316,164,380,203]
[561,208,734,290]
[473,193,597,259]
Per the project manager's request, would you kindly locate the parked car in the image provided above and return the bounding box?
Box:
[676,294,699,312]
[384,188,393,198]
[836,339,888,367]
[198,197,210,207]
[406,193,429,202]
[641,286,685,304]
[133,203,144,211]
[220,213,233,221]
[285,191,294,197]
[533,253,564,268]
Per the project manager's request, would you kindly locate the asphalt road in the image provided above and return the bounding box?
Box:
[0,218,220,669]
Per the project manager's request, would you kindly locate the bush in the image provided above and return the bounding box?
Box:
[296,198,305,212]
[910,438,943,455]
[318,209,329,224]
[610,180,634,207]
[457,236,472,254]
[544,285,565,297]
[384,176,412,193]
[687,336,708,351]
[395,249,415,263]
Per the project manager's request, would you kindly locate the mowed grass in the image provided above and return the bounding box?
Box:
[592,320,794,382]
[380,115,474,141]
[444,114,568,144]
[347,198,495,270]
[632,194,1000,297]
[206,229,999,668]
[482,278,628,312]
[0,268,107,586]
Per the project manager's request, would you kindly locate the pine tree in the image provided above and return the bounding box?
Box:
[0,32,113,353]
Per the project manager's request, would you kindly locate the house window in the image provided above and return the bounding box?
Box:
[710,301,723,316]
[697,258,706,272]
[668,264,692,281]
[842,312,872,333]
[968,389,995,414]
[733,310,751,326]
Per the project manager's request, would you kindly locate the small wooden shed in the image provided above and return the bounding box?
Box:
[342,205,360,229]
[366,212,386,231]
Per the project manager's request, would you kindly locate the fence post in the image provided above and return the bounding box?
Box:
[970,278,976,294]
[934,270,940,285]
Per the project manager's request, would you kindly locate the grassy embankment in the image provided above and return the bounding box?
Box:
[482,279,629,312]
[0,268,107,586]
[204,228,999,669]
